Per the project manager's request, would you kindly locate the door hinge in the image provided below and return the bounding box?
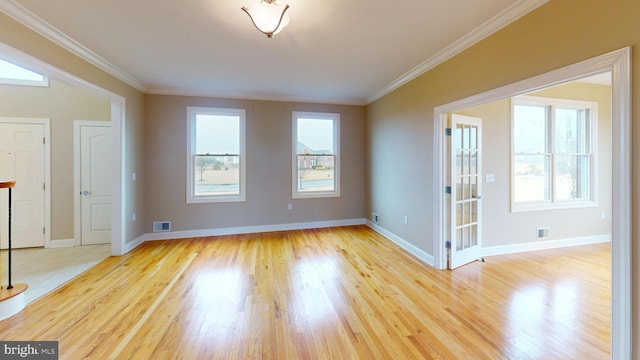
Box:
[445,241,451,249]
[445,128,452,136]
[445,186,451,194]
[43,182,45,190]
[43,227,45,235]
[43,137,45,144]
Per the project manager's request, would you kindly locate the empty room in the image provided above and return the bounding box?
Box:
[0,0,637,359]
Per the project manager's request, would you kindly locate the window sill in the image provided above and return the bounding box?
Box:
[187,196,245,204]
[511,200,598,213]
[292,192,340,200]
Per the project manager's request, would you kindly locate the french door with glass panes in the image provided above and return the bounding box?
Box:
[448,114,482,269]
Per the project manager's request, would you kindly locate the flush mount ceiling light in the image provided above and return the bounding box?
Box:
[242,0,290,38]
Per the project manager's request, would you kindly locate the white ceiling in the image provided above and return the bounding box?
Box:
[0,0,547,104]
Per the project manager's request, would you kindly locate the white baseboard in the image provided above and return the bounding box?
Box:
[143,218,367,242]
[365,220,435,267]
[123,234,147,254]
[482,234,611,257]
[48,238,75,248]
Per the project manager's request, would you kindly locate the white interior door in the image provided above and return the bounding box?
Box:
[80,124,112,245]
[449,114,482,269]
[0,122,45,249]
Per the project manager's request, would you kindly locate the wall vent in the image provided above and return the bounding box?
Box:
[153,221,171,232]
[537,227,550,239]
[372,212,380,225]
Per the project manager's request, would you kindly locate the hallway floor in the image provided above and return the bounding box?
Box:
[1,244,111,304]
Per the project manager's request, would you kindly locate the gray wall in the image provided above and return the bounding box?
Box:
[144,95,366,232]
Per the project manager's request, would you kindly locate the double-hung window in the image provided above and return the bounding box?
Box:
[511,96,597,211]
[292,111,340,198]
[187,107,245,203]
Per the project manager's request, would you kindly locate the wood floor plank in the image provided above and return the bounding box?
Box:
[0,226,610,359]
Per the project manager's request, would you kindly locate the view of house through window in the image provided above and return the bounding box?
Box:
[293,112,340,198]
[187,107,245,203]
[512,96,595,209]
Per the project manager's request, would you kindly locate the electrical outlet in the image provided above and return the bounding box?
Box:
[404,216,408,224]
[132,213,136,222]
[372,212,380,225]
[288,203,292,210]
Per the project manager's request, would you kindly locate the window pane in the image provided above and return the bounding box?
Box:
[514,104,547,153]
[296,155,335,192]
[297,118,334,154]
[462,125,470,150]
[455,150,463,177]
[194,155,240,196]
[470,224,478,247]
[470,126,478,150]
[0,58,45,81]
[294,112,339,198]
[470,151,478,175]
[555,108,590,154]
[455,173,463,201]
[187,106,245,203]
[195,115,239,154]
[514,154,550,202]
[555,155,590,200]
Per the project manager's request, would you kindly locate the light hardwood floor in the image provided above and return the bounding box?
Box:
[0,226,610,359]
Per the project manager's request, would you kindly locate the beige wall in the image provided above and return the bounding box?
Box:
[0,12,147,244]
[0,78,110,240]
[366,0,640,355]
[458,82,612,247]
[145,95,366,231]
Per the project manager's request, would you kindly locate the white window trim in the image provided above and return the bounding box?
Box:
[292,111,340,199]
[0,77,49,87]
[186,106,246,203]
[510,95,598,212]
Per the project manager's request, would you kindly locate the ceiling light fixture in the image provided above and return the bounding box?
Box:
[242,0,290,38]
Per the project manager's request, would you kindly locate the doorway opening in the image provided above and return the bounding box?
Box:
[434,47,630,358]
[0,41,125,256]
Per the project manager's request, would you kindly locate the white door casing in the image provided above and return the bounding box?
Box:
[76,122,112,245]
[0,120,48,249]
[433,48,631,358]
[448,114,482,269]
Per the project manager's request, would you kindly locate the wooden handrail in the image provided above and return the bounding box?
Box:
[0,181,15,189]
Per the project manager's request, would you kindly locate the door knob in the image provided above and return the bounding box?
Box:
[82,191,90,195]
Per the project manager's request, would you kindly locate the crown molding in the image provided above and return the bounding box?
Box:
[0,0,146,92]
[366,0,549,104]
[146,86,368,106]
